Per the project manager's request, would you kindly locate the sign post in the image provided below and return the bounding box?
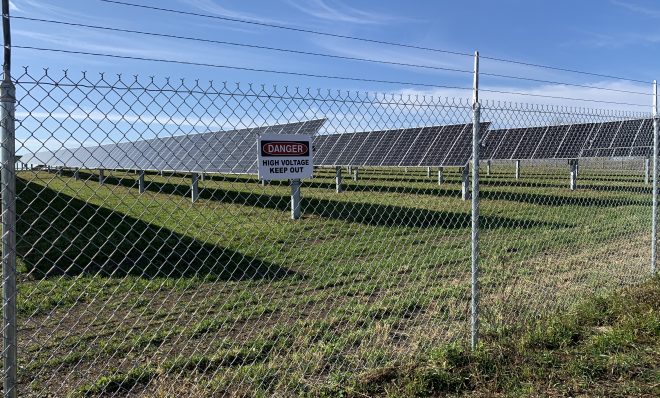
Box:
[258,134,314,220]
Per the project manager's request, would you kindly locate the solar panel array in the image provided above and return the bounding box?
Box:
[23,119,326,174]
[483,118,654,160]
[314,122,491,167]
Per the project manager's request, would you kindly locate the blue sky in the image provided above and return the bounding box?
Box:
[8,0,660,111]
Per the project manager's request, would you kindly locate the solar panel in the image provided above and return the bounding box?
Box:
[483,118,654,161]
[315,123,491,167]
[555,123,595,159]
[23,119,326,174]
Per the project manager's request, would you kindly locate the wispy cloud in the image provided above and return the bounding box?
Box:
[611,0,660,18]
[13,28,183,60]
[286,0,403,25]
[177,0,284,24]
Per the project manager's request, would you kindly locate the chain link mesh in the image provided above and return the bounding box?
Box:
[9,69,654,397]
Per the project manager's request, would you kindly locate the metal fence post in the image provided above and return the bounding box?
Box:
[1,78,16,398]
[1,0,16,393]
[652,80,658,275]
[471,50,480,350]
[291,178,301,220]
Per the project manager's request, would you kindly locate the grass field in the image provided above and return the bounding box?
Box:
[15,163,654,397]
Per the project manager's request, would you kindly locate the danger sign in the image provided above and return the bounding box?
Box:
[258,134,314,180]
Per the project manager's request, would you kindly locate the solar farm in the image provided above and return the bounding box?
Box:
[9,70,655,397]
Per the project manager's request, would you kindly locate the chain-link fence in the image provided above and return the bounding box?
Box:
[3,68,657,396]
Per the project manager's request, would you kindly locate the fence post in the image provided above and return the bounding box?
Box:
[471,50,480,350]
[1,0,16,392]
[1,79,16,398]
[652,80,658,275]
[291,178,301,220]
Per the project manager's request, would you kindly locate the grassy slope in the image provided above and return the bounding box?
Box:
[342,278,660,397]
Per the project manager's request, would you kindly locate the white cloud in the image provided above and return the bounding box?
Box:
[177,0,285,24]
[286,0,403,25]
[611,0,660,18]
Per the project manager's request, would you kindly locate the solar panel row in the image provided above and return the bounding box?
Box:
[24,117,653,175]
[22,119,326,174]
[483,118,654,160]
[314,122,491,167]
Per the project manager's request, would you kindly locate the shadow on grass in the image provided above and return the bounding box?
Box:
[69,171,572,230]
[17,178,295,280]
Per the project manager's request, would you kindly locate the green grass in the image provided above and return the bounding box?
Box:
[343,277,660,397]
[14,165,655,396]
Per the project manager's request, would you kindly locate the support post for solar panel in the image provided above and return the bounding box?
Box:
[200,172,205,182]
[470,50,480,351]
[291,178,301,220]
[347,165,352,175]
[437,167,444,185]
[645,157,650,185]
[462,167,470,200]
[138,170,145,194]
[426,166,431,178]
[56,166,62,176]
[191,172,199,203]
[515,160,520,180]
[569,160,577,191]
[652,79,658,275]
[487,160,491,176]
[99,169,105,185]
[335,166,342,193]
[353,167,359,182]
[74,168,79,181]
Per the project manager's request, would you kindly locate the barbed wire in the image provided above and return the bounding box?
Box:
[14,46,650,108]
[14,46,473,91]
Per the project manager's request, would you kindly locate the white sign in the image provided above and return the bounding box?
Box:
[257,134,314,180]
